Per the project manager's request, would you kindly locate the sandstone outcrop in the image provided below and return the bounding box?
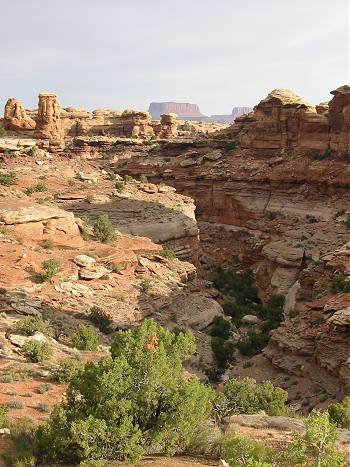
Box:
[0,199,84,248]
[231,87,350,157]
[34,93,63,143]
[111,110,154,138]
[4,98,36,131]
[329,85,350,154]
[155,113,178,138]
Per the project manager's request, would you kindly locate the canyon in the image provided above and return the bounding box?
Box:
[0,84,350,462]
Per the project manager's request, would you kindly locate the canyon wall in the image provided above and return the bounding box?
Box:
[111,84,350,392]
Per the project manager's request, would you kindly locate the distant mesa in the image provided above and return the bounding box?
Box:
[148,102,252,123]
[148,102,205,120]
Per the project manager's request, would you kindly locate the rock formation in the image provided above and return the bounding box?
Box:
[3,98,36,131]
[155,113,178,138]
[329,85,350,154]
[34,93,63,142]
[149,102,205,119]
[231,87,350,157]
[111,110,154,138]
[231,106,253,119]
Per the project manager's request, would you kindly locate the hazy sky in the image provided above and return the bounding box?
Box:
[1,0,349,115]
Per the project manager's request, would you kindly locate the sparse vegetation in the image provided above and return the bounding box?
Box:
[25,183,48,196]
[224,141,237,153]
[140,276,153,292]
[0,172,17,186]
[123,174,133,182]
[37,403,50,413]
[0,405,8,427]
[21,340,53,363]
[13,316,52,337]
[93,214,116,244]
[159,249,177,260]
[330,272,350,294]
[328,396,350,429]
[139,174,148,183]
[115,181,125,193]
[115,292,126,301]
[7,400,25,410]
[37,259,60,282]
[39,383,53,394]
[88,306,113,334]
[71,325,99,351]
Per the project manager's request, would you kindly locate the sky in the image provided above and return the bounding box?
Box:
[0,0,349,115]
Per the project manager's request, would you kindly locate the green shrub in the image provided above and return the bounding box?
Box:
[123,174,133,182]
[35,320,214,464]
[37,403,50,413]
[222,302,252,327]
[216,377,287,419]
[13,316,51,336]
[221,434,275,467]
[37,259,60,283]
[211,336,234,369]
[330,273,350,294]
[140,277,153,292]
[109,262,123,273]
[25,183,48,196]
[210,316,231,339]
[159,249,177,260]
[7,400,25,409]
[72,325,99,351]
[93,214,116,244]
[0,127,6,136]
[258,294,285,329]
[115,181,125,193]
[224,141,237,153]
[139,174,148,184]
[237,331,269,356]
[0,172,17,186]
[0,405,8,427]
[328,396,350,429]
[214,267,259,306]
[4,416,36,466]
[88,306,113,334]
[51,358,85,383]
[39,383,53,394]
[284,411,345,467]
[21,340,53,363]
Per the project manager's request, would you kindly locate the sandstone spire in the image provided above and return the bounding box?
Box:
[4,98,36,131]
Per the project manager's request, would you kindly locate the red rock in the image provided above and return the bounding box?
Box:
[4,98,36,131]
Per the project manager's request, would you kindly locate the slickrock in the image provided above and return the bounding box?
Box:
[4,98,36,131]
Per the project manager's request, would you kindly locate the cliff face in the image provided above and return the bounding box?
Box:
[111,85,350,393]
[148,102,205,119]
